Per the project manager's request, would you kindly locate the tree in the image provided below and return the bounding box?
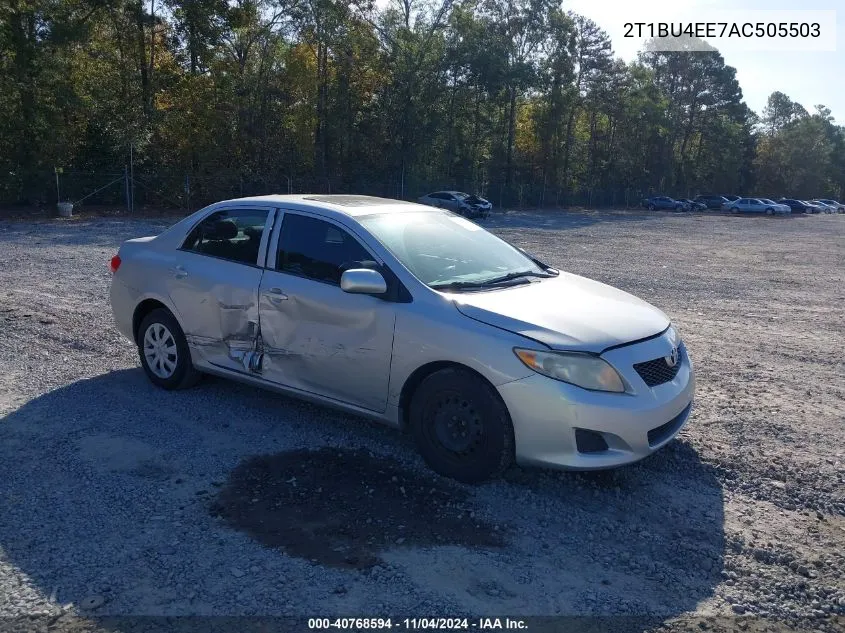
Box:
[0,0,840,208]
[760,91,808,135]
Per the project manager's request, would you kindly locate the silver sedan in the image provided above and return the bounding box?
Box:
[109,195,694,482]
[417,191,492,218]
[726,198,791,215]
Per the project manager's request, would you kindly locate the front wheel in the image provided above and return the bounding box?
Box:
[765,208,773,215]
[731,207,739,214]
[409,368,514,483]
[138,308,201,390]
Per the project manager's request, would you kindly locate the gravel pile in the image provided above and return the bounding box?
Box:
[0,211,843,631]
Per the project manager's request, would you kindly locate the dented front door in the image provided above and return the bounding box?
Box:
[167,208,273,373]
[257,211,395,413]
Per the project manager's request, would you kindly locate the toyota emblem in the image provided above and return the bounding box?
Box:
[665,346,679,368]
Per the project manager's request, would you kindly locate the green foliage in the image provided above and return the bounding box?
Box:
[0,0,842,206]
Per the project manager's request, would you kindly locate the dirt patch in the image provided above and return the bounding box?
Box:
[209,448,506,569]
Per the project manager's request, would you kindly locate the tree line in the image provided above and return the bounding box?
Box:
[1,0,843,209]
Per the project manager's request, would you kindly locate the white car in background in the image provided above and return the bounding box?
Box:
[811,200,843,213]
[727,198,791,215]
[817,199,845,212]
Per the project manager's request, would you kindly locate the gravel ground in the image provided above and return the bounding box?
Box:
[0,210,843,632]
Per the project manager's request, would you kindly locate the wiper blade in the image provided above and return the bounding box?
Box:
[429,280,499,291]
[430,270,554,291]
[480,270,556,284]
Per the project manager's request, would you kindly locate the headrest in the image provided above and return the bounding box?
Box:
[205,218,238,240]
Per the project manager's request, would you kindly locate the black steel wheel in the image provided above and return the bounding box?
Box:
[409,367,513,483]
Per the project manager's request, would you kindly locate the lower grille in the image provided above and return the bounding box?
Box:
[575,429,609,453]
[633,344,684,387]
[647,403,692,447]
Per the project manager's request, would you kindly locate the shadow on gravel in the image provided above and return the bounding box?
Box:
[0,369,726,622]
[209,448,504,569]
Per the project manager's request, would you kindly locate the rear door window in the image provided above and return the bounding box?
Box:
[182,209,270,266]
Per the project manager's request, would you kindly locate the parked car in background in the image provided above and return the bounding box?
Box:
[108,194,694,482]
[777,199,817,214]
[418,191,492,218]
[694,195,729,210]
[812,199,844,213]
[727,198,790,215]
[803,201,828,213]
[642,196,684,211]
[759,199,792,214]
[676,198,707,211]
[807,200,834,213]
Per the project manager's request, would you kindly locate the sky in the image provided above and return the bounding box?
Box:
[375,0,844,122]
[565,0,844,120]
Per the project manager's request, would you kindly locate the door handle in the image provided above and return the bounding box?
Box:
[265,287,288,303]
[171,265,188,279]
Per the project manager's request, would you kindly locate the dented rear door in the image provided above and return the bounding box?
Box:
[166,207,274,373]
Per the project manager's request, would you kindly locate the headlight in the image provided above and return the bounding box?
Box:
[513,348,626,393]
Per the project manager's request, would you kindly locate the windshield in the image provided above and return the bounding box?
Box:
[359,211,547,288]
[760,199,776,204]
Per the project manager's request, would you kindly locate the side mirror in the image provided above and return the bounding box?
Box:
[340,268,387,295]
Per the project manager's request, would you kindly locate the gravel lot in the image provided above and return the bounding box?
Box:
[0,210,843,631]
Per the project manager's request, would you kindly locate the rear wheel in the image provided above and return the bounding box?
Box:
[138,308,201,390]
[409,368,514,483]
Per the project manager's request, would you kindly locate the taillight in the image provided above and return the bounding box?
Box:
[110,255,121,273]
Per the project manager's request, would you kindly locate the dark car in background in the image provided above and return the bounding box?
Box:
[642,196,684,211]
[694,195,729,210]
[778,199,817,214]
[676,198,707,211]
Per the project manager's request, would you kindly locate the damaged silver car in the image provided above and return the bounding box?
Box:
[110,195,694,482]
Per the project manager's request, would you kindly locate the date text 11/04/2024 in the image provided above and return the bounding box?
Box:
[308,618,528,630]
[623,22,821,38]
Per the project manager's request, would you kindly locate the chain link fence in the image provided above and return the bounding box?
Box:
[0,166,653,215]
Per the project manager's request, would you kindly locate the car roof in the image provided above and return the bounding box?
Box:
[206,194,434,219]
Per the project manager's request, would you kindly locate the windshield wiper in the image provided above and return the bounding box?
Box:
[480,270,557,285]
[429,270,554,291]
[428,280,495,291]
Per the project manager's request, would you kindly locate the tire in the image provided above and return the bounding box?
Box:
[409,368,514,483]
[731,207,739,214]
[765,208,773,215]
[138,308,201,390]
[648,204,655,211]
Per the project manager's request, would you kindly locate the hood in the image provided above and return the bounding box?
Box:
[451,272,670,353]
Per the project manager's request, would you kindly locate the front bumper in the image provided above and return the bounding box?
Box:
[498,330,695,470]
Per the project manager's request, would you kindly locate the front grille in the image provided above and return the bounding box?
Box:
[633,344,683,387]
[648,403,692,446]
